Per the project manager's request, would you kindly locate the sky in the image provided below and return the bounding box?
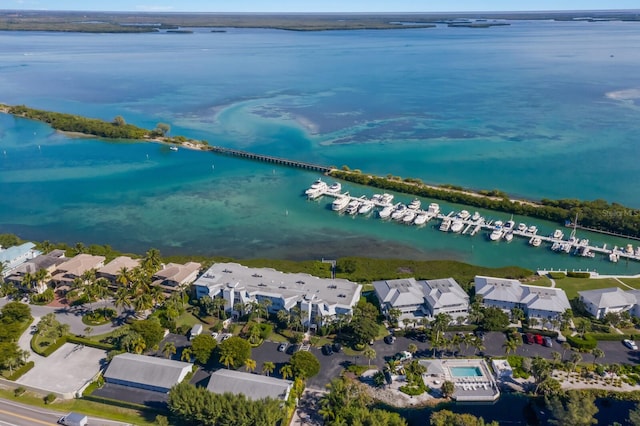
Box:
[4,0,640,13]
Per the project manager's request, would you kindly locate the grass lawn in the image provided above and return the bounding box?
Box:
[529,276,552,287]
[618,278,640,289]
[553,277,624,299]
[267,331,290,343]
[0,389,158,425]
[174,311,201,329]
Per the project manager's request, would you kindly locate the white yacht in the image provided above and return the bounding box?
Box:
[627,244,635,254]
[503,232,513,242]
[529,236,542,247]
[427,203,440,216]
[517,223,527,232]
[305,179,327,196]
[450,219,464,233]
[403,210,417,224]
[331,193,350,211]
[563,242,572,253]
[458,210,471,220]
[527,225,538,234]
[345,199,361,215]
[551,242,562,251]
[471,211,482,221]
[327,182,342,194]
[439,219,451,232]
[408,198,421,210]
[306,188,324,199]
[504,218,515,232]
[552,229,564,240]
[489,222,504,241]
[358,200,375,215]
[414,212,429,226]
[380,193,395,205]
[169,146,179,151]
[378,203,397,219]
[392,204,408,220]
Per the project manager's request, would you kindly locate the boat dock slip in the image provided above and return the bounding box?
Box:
[304,180,640,265]
[211,146,331,173]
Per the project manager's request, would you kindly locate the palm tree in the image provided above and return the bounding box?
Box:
[552,351,562,366]
[570,352,582,373]
[84,326,93,338]
[114,287,133,312]
[212,297,226,319]
[407,343,418,355]
[591,347,604,367]
[276,309,290,326]
[163,342,176,359]
[280,364,293,380]
[244,358,257,373]
[503,338,519,355]
[181,348,193,362]
[260,298,272,320]
[116,266,133,288]
[142,248,162,274]
[34,268,49,293]
[133,336,146,355]
[561,342,571,361]
[220,352,234,369]
[363,347,376,366]
[263,361,275,376]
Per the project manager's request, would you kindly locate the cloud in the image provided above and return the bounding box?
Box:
[135,5,175,12]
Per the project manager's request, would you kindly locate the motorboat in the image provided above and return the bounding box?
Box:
[527,225,538,234]
[450,219,464,233]
[579,246,595,258]
[552,229,564,240]
[169,146,179,151]
[358,200,375,215]
[414,212,429,226]
[439,219,451,232]
[563,243,572,253]
[380,193,394,205]
[331,193,350,211]
[458,210,471,220]
[504,218,515,232]
[379,203,398,219]
[529,237,542,247]
[517,223,527,232]
[327,182,342,194]
[392,204,408,220]
[345,199,361,215]
[427,203,440,215]
[306,188,324,199]
[403,210,417,224]
[471,211,482,221]
[408,198,421,210]
[503,232,513,242]
[489,224,503,241]
[610,252,619,263]
[627,244,634,254]
[551,242,562,251]
[306,179,327,196]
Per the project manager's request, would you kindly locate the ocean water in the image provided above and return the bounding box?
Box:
[1,21,640,273]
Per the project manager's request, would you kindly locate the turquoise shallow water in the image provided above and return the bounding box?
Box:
[1,22,640,273]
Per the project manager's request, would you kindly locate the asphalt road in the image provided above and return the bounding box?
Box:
[0,397,129,426]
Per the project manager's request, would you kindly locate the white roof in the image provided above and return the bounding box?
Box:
[373,278,424,307]
[475,276,570,314]
[194,263,361,310]
[0,242,36,263]
[104,353,192,391]
[579,287,637,310]
[422,278,469,309]
[206,369,292,401]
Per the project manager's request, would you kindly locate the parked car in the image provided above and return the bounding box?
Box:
[416,333,428,342]
[278,343,288,352]
[211,332,219,340]
[384,335,396,345]
[220,333,232,342]
[543,336,553,347]
[623,339,638,350]
[534,334,544,345]
[523,333,535,344]
[475,331,485,341]
[394,351,412,362]
[322,344,333,356]
[57,413,88,426]
[332,342,342,353]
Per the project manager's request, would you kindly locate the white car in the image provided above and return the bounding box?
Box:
[623,339,638,350]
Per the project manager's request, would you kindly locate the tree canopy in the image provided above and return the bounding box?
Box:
[218,336,251,369]
[289,350,321,379]
[430,410,499,426]
[191,334,217,365]
[546,390,598,426]
[129,318,165,350]
[168,382,283,426]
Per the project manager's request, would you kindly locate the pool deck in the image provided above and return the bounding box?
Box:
[419,358,500,402]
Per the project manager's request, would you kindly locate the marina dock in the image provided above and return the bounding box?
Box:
[304,179,640,265]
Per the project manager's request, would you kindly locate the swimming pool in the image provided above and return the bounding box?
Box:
[450,366,482,377]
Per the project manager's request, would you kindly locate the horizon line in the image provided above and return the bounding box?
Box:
[3,9,640,14]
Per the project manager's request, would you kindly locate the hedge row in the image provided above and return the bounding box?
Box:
[548,272,566,279]
[589,333,640,341]
[67,335,115,350]
[31,336,67,357]
[82,394,162,413]
[566,334,598,350]
[7,361,35,381]
[567,272,591,278]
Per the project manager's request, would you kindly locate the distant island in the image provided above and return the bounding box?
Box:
[0,10,638,33]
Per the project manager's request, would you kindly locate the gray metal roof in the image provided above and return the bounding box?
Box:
[475,276,570,314]
[422,278,469,309]
[104,353,192,391]
[207,369,292,401]
[194,262,361,310]
[0,242,36,263]
[373,278,425,307]
[578,287,637,310]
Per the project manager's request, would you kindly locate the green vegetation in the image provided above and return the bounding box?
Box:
[545,390,599,426]
[289,351,321,379]
[319,377,407,426]
[168,382,284,426]
[329,169,640,239]
[0,302,32,378]
[218,336,252,369]
[430,410,499,426]
[553,277,624,299]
